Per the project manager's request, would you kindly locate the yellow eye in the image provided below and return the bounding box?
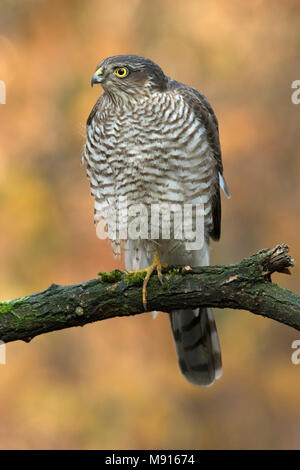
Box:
[114,67,129,78]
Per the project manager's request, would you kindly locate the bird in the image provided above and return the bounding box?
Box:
[82,54,230,386]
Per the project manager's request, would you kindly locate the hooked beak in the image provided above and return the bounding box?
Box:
[91,67,104,87]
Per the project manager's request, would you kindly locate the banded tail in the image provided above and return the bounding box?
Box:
[169,307,222,386]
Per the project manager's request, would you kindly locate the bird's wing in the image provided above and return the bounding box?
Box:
[167,78,230,241]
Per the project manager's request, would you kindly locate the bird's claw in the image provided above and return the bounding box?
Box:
[127,251,167,311]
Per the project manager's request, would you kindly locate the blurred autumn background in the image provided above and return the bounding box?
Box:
[0,0,299,450]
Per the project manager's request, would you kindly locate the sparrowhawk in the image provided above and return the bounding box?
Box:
[82,55,230,386]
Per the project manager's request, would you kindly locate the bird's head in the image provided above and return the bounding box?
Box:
[91,55,167,101]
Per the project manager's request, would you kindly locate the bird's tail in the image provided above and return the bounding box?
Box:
[169,307,222,386]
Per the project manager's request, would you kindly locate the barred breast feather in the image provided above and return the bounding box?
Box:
[83,88,219,251]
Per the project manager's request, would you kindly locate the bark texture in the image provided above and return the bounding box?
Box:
[0,244,298,344]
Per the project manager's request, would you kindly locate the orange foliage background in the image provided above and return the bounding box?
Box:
[0,0,299,449]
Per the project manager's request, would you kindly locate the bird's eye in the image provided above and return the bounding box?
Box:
[114,67,129,78]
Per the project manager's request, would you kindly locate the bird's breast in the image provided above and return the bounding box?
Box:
[84,92,217,224]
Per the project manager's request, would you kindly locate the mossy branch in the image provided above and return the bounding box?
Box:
[0,244,299,344]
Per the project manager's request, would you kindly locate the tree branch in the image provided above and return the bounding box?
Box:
[0,244,299,344]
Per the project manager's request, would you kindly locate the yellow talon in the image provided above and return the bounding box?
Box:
[127,251,167,310]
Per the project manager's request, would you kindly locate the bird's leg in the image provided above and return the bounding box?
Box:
[127,250,167,310]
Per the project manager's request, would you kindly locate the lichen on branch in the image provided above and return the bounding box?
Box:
[0,244,299,344]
